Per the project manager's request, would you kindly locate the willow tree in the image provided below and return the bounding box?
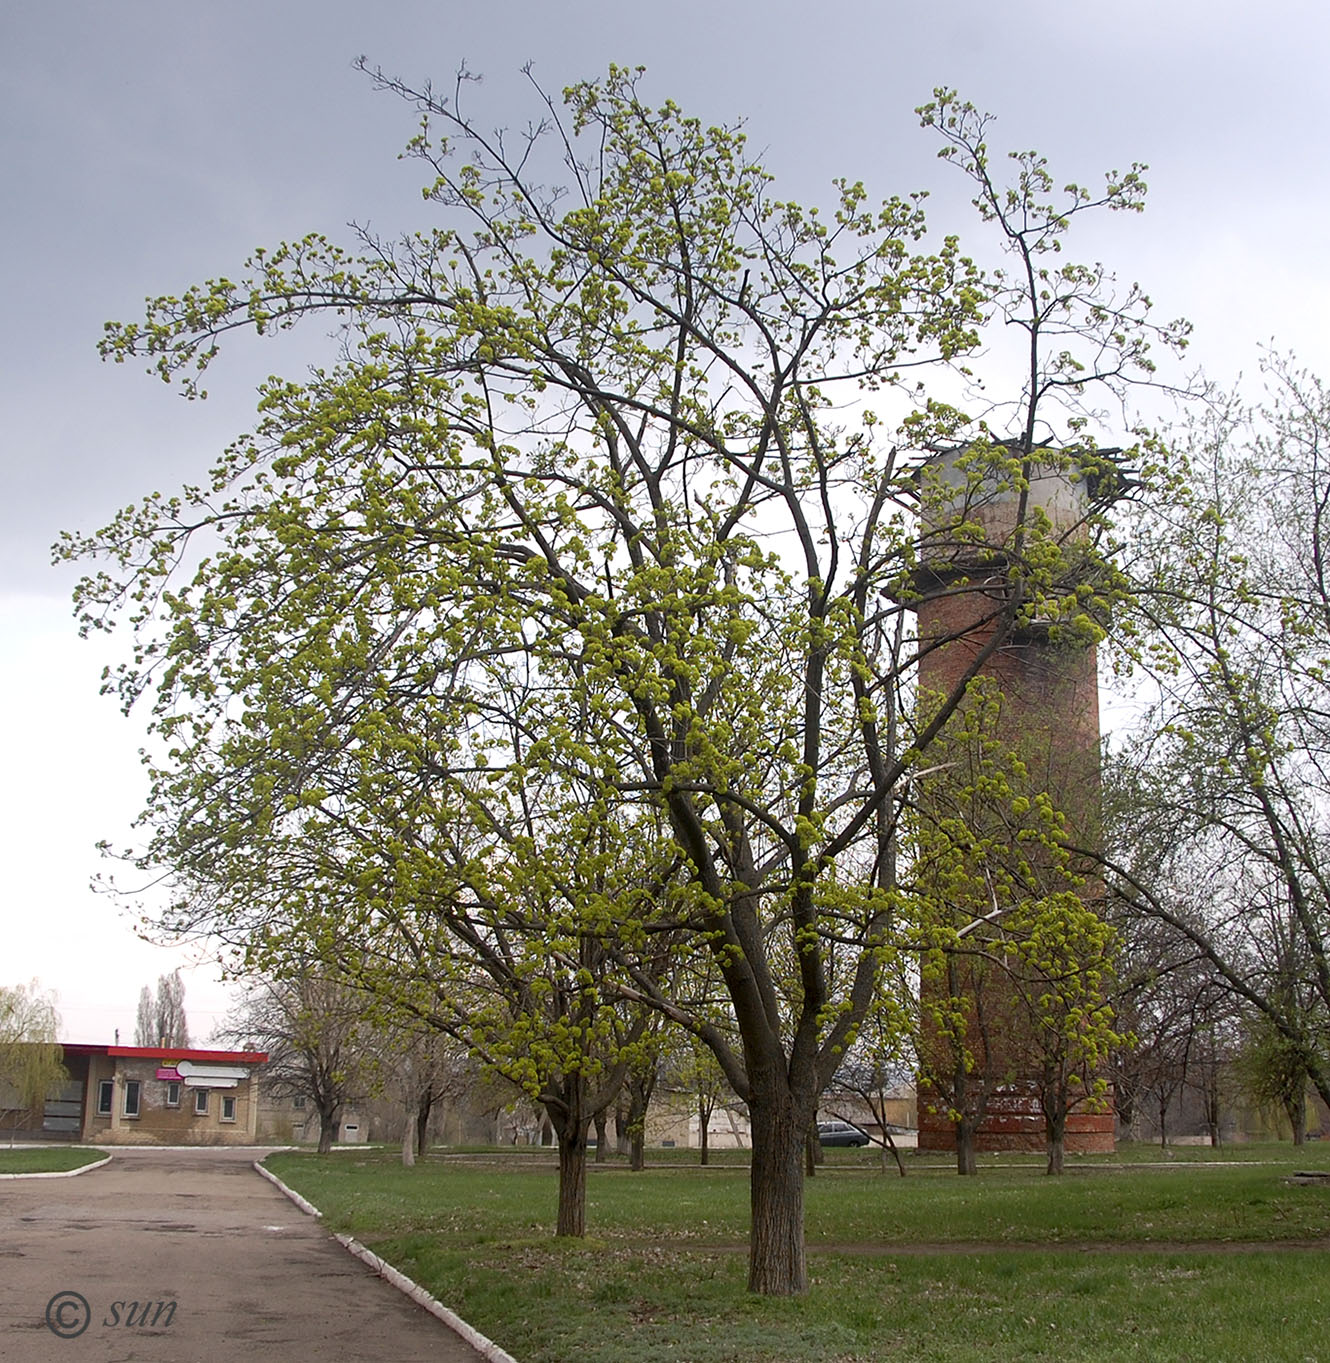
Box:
[0,982,65,1140]
[66,71,1178,1293]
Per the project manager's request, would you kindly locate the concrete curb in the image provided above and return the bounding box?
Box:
[0,1153,112,1180]
[334,1232,520,1363]
[252,1159,324,1217]
[253,1160,518,1363]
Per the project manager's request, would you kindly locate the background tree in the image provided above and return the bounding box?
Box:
[1120,982,1199,1149]
[133,986,154,1048]
[909,684,1120,1174]
[618,1024,664,1171]
[1105,902,1219,1142]
[1106,363,1330,1121]
[828,993,914,1176]
[223,973,370,1153]
[916,936,1011,1175]
[134,969,190,1047]
[668,1032,737,1167]
[68,70,1183,1293]
[155,969,190,1047]
[412,1035,475,1160]
[384,1021,474,1166]
[342,763,671,1232]
[0,982,66,1142]
[1236,1011,1313,1144]
[1179,986,1241,1147]
[1002,894,1123,1173]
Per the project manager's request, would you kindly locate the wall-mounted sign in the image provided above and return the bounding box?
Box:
[155,1067,181,1081]
[175,1060,249,1089]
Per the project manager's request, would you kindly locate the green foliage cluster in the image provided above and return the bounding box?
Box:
[909,685,1125,1172]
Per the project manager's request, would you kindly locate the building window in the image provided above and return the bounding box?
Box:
[166,1082,181,1108]
[221,1095,236,1123]
[194,1089,209,1115]
[123,1081,141,1118]
[292,1095,305,1110]
[97,1081,113,1116]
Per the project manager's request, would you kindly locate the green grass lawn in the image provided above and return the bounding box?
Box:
[0,1146,108,1174]
[265,1145,1330,1363]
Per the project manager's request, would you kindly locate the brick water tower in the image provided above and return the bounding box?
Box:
[911,443,1116,1157]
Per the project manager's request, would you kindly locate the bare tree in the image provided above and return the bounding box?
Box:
[133,986,154,1048]
[385,1023,475,1166]
[134,971,189,1047]
[830,1005,914,1177]
[222,974,369,1153]
[1106,365,1330,1121]
[154,970,189,1048]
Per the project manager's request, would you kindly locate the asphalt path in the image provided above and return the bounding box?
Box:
[0,1146,490,1362]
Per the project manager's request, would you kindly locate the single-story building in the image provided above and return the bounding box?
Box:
[11,1043,268,1145]
[255,1089,370,1145]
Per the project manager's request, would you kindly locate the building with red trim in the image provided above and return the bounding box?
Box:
[33,1043,268,1145]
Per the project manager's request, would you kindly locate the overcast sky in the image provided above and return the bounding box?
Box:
[3,0,1327,1044]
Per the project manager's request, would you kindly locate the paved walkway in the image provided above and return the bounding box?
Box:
[0,1146,490,1362]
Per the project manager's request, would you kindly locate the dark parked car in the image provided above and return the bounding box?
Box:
[817,1120,869,1147]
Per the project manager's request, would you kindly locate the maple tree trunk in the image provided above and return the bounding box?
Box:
[625,1082,645,1171]
[955,1117,978,1176]
[615,1097,631,1156]
[746,1092,808,1295]
[555,1121,589,1237]
[947,1046,981,1175]
[1203,1084,1221,1147]
[1044,1090,1067,1175]
[1117,1081,1136,1134]
[698,1096,710,1166]
[416,1095,432,1157]
[1287,1088,1307,1145]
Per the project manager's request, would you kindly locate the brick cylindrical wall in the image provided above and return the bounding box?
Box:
[912,450,1114,1158]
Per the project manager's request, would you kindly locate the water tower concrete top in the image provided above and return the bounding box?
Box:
[915,442,1124,582]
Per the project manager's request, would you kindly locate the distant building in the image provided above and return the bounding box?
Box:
[816,1084,918,1145]
[254,1088,369,1145]
[643,1090,753,1150]
[2,1043,267,1145]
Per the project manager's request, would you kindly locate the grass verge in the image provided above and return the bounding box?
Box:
[0,1145,108,1174]
[264,1146,1330,1363]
